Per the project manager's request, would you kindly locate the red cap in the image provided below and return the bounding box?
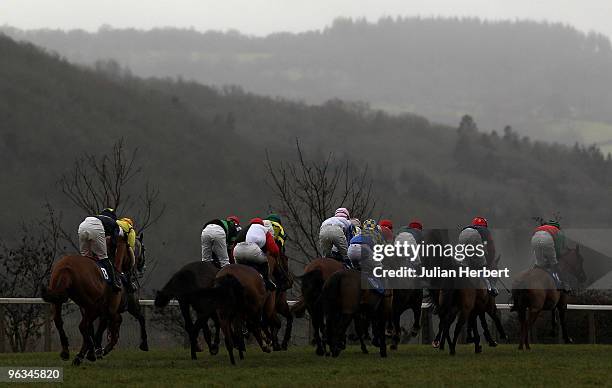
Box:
[249,218,264,225]
[379,219,393,230]
[227,215,240,225]
[408,220,423,230]
[472,217,488,228]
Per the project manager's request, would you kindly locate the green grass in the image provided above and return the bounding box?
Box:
[0,345,611,387]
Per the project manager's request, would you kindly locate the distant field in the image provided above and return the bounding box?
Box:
[0,345,611,387]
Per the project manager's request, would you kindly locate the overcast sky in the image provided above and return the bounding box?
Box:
[2,0,611,38]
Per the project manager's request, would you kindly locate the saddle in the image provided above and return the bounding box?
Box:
[95,260,133,290]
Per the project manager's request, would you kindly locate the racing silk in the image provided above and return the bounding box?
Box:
[349,233,375,249]
[535,225,565,257]
[467,225,495,266]
[268,220,287,248]
[321,216,353,241]
[116,219,136,249]
[396,226,423,243]
[95,214,120,237]
[203,219,238,247]
[246,224,279,257]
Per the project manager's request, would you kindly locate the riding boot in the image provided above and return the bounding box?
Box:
[551,264,570,292]
[105,258,121,292]
[126,272,136,293]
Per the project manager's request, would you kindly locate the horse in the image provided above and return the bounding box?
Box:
[269,252,294,350]
[154,261,221,360]
[321,269,389,358]
[511,246,587,350]
[93,235,149,356]
[41,233,129,365]
[388,288,423,350]
[292,257,345,355]
[208,263,281,365]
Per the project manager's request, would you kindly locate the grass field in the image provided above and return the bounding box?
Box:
[1,345,611,387]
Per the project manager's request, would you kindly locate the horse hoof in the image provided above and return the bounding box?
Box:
[488,341,498,348]
[210,346,219,356]
[410,329,419,337]
[380,351,387,358]
[103,348,110,356]
[565,338,574,344]
[60,351,70,361]
[273,344,281,352]
[262,346,271,353]
[390,344,398,351]
[361,347,369,354]
[281,343,288,351]
[86,351,97,362]
[475,345,483,354]
[315,347,325,356]
[195,344,203,352]
[72,357,82,366]
[431,340,440,349]
[140,342,149,352]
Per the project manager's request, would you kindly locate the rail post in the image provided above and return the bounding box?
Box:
[43,305,52,352]
[587,311,596,344]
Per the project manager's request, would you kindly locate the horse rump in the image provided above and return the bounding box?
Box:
[40,270,71,304]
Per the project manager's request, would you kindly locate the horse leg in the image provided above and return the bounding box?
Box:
[52,303,70,361]
[211,314,220,355]
[73,314,95,366]
[518,306,527,350]
[247,320,271,353]
[525,308,541,350]
[432,321,443,349]
[179,300,198,352]
[354,315,369,354]
[220,319,236,365]
[450,313,466,356]
[558,304,573,344]
[189,317,204,360]
[127,295,149,351]
[479,312,496,347]
[277,301,293,350]
[199,317,213,355]
[489,308,507,341]
[470,313,482,353]
[374,313,388,358]
[93,316,108,358]
[331,313,353,358]
[103,313,122,356]
[310,305,326,356]
[551,308,558,337]
[390,310,401,351]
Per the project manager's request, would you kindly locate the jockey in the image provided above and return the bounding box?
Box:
[458,216,498,296]
[531,219,568,290]
[227,216,242,233]
[265,213,287,254]
[319,208,354,266]
[379,219,394,243]
[78,207,123,291]
[116,217,137,291]
[233,218,279,290]
[201,217,239,268]
[350,218,362,236]
[395,219,424,266]
[347,219,384,272]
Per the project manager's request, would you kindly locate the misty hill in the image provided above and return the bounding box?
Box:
[2,34,612,288]
[3,17,612,151]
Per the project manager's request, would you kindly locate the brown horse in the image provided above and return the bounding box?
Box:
[94,236,149,356]
[269,252,294,350]
[209,263,279,365]
[512,246,587,350]
[321,269,389,358]
[155,261,221,360]
[41,234,129,365]
[292,257,345,355]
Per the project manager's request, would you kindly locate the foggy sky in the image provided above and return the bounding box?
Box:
[1,0,612,38]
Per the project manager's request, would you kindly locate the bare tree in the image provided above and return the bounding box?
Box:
[0,204,66,352]
[59,138,165,232]
[266,140,377,263]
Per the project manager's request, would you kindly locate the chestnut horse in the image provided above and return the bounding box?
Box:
[41,234,129,365]
[94,236,149,356]
[512,246,587,350]
[292,257,345,356]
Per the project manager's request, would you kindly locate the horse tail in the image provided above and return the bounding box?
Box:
[41,269,71,304]
[213,274,245,312]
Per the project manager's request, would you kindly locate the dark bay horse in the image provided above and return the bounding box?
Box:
[292,257,345,355]
[41,234,129,365]
[321,269,389,358]
[512,246,587,350]
[389,288,423,350]
[154,261,221,360]
[93,236,149,356]
[269,252,294,350]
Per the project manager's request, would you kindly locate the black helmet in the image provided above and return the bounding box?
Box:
[100,207,117,220]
